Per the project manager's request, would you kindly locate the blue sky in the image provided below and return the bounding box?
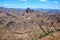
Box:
[0,0,60,9]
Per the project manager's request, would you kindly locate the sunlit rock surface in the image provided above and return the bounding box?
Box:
[0,8,60,40]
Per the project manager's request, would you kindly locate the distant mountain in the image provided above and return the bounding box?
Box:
[0,7,25,12]
[0,7,60,14]
[34,8,60,15]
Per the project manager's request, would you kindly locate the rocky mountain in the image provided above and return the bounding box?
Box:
[0,7,60,15]
[0,7,60,40]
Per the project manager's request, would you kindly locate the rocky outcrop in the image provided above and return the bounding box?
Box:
[25,8,34,13]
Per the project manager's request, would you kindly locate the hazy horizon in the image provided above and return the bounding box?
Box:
[0,0,60,9]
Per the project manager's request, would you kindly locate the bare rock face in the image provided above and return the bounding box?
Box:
[4,14,60,40]
[5,19,42,40]
[25,8,34,13]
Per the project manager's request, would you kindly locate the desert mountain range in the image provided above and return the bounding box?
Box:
[0,7,60,40]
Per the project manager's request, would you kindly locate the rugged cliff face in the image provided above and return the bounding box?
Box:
[0,8,60,40]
